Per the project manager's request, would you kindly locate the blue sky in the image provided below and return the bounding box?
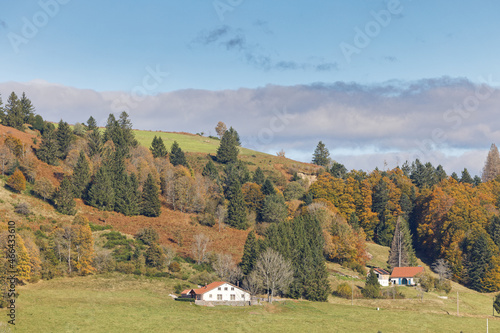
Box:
[1,1,500,175]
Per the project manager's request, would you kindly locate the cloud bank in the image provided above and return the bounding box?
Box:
[1,77,499,176]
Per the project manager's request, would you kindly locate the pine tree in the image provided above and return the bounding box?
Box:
[435,165,447,182]
[150,135,168,158]
[202,159,218,181]
[53,176,76,215]
[460,168,474,184]
[387,216,417,268]
[253,167,265,185]
[466,233,493,291]
[362,268,381,298]
[118,111,138,148]
[226,178,248,229]
[87,167,115,211]
[72,151,91,198]
[115,172,140,216]
[312,141,330,167]
[170,141,188,167]
[145,243,166,269]
[36,128,60,165]
[20,92,35,125]
[482,143,500,182]
[240,231,258,275]
[227,126,241,146]
[56,120,73,159]
[261,178,276,196]
[103,114,128,155]
[330,161,347,179]
[87,116,97,131]
[260,193,287,223]
[141,173,161,217]
[451,172,459,181]
[87,128,103,157]
[216,129,239,164]
[3,92,24,130]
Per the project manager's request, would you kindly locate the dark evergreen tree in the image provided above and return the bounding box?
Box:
[145,243,165,269]
[260,193,287,223]
[227,126,241,146]
[465,233,493,291]
[72,151,91,198]
[31,114,44,133]
[312,141,330,167]
[253,167,265,185]
[261,178,276,196]
[202,159,218,181]
[450,172,459,181]
[150,135,168,158]
[460,168,474,184]
[240,231,258,275]
[56,120,73,159]
[372,177,389,244]
[435,165,447,182]
[20,92,35,125]
[115,172,140,216]
[473,175,482,186]
[53,176,76,215]
[118,111,138,148]
[3,92,23,130]
[330,161,347,179]
[387,216,417,268]
[488,216,500,248]
[226,178,247,229]
[87,128,103,157]
[348,212,359,229]
[86,116,97,131]
[36,129,60,166]
[362,268,381,298]
[103,114,128,155]
[169,141,188,167]
[216,129,239,164]
[141,173,161,217]
[87,167,115,211]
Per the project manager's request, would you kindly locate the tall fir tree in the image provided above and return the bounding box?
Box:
[312,141,330,167]
[115,172,140,216]
[226,178,248,229]
[72,151,91,198]
[482,143,500,182]
[56,120,73,159]
[36,128,60,165]
[87,167,115,211]
[261,178,276,196]
[460,168,474,184]
[53,176,76,215]
[141,173,161,217]
[150,135,168,158]
[87,128,103,157]
[387,216,417,268]
[466,232,493,291]
[216,129,239,164]
[20,92,35,125]
[170,141,188,167]
[3,92,24,130]
[227,126,241,146]
[86,116,97,131]
[118,111,138,148]
[253,167,265,185]
[202,159,219,181]
[240,231,258,275]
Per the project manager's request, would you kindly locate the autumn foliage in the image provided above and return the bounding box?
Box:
[7,169,26,192]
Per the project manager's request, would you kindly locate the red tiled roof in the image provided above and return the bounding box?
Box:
[180,289,192,295]
[192,281,227,295]
[390,266,424,278]
[373,268,390,275]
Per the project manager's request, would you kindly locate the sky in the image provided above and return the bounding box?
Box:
[1,0,500,176]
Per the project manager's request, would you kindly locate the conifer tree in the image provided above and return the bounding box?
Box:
[36,128,60,165]
[312,141,330,167]
[53,176,76,215]
[482,143,500,182]
[460,168,474,184]
[118,111,138,148]
[20,92,35,125]
[387,216,417,268]
[115,172,140,216]
[226,178,248,229]
[450,172,459,181]
[87,167,115,211]
[466,232,493,291]
[227,126,241,146]
[170,141,188,167]
[240,231,258,275]
[87,116,97,131]
[362,268,381,298]
[261,178,276,196]
[150,135,168,158]
[202,159,218,181]
[260,193,287,223]
[253,167,265,185]
[87,128,103,157]
[216,129,239,164]
[72,151,91,198]
[435,165,447,182]
[141,173,161,217]
[3,92,23,130]
[56,120,73,159]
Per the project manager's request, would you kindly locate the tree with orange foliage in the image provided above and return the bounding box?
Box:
[7,169,26,193]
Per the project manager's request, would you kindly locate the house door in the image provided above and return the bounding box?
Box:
[401,278,408,285]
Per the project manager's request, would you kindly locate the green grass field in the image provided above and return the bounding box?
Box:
[2,273,499,333]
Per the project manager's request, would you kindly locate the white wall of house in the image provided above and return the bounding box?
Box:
[199,283,250,302]
[378,277,390,287]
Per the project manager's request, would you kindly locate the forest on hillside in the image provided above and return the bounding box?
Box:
[1,90,500,307]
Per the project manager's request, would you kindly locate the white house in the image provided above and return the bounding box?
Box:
[189,281,251,306]
[390,267,424,286]
[372,268,391,287]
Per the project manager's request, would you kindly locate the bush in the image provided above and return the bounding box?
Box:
[7,169,26,192]
[435,279,452,294]
[335,282,352,299]
[197,213,216,227]
[175,297,196,302]
[116,262,135,274]
[169,262,181,272]
[14,202,31,215]
[344,261,366,276]
[361,284,380,299]
[417,272,436,292]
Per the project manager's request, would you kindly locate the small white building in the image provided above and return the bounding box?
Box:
[390,267,424,286]
[190,281,251,306]
[372,268,391,287]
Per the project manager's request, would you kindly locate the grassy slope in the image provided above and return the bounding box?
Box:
[5,274,500,333]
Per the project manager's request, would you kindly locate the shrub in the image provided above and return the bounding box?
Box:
[14,202,31,215]
[7,169,26,192]
[169,262,181,272]
[175,297,195,302]
[197,213,216,227]
[417,272,436,292]
[335,282,352,299]
[344,261,366,276]
[361,284,380,299]
[89,223,112,231]
[435,279,452,294]
[115,262,135,274]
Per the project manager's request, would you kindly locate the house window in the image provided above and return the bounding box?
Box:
[217,294,222,300]
[224,287,228,291]
[231,287,234,291]
[218,287,221,290]
[209,294,212,298]
[230,294,235,300]
[241,294,244,299]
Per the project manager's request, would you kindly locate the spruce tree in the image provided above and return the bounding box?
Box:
[451,172,459,181]
[150,135,168,158]
[227,126,241,146]
[36,129,60,165]
[3,92,23,130]
[87,128,103,157]
[226,178,248,229]
[118,111,138,148]
[72,151,91,198]
[87,116,97,131]
[56,120,72,159]
[466,233,493,292]
[141,173,161,217]
[435,165,447,182]
[53,176,76,215]
[240,231,258,275]
[362,268,381,298]
[170,141,188,167]
[20,92,35,125]
[87,167,115,211]
[202,159,218,181]
[460,168,474,184]
[482,143,500,182]
[312,141,330,167]
[216,129,239,164]
[261,178,276,196]
[260,193,287,223]
[253,167,265,185]
[387,216,417,268]
[115,172,140,216]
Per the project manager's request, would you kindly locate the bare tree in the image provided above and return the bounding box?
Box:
[162,246,176,268]
[212,253,243,284]
[255,248,294,303]
[191,233,210,264]
[432,258,451,281]
[215,121,227,139]
[215,205,227,232]
[243,270,261,296]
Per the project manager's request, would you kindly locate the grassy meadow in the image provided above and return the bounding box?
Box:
[1,273,499,333]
